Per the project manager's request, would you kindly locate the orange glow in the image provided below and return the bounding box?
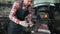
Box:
[44,13,49,19]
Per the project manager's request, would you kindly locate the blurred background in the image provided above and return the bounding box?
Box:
[0,0,60,34]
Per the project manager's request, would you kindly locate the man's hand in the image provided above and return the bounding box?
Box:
[28,21,34,27]
[19,21,29,27]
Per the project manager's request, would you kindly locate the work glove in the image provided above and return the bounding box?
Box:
[19,21,29,27]
[28,21,34,27]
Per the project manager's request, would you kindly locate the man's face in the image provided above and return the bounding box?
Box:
[24,0,32,5]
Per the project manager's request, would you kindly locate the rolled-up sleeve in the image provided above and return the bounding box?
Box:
[9,1,21,24]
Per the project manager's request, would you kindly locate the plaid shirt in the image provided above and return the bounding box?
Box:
[9,0,32,24]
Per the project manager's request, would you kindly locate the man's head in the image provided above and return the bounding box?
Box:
[24,0,32,5]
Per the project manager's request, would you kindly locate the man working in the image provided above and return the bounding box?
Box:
[8,0,32,34]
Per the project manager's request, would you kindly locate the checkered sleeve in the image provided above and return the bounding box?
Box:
[9,1,22,24]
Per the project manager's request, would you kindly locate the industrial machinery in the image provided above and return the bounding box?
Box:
[24,0,55,34]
